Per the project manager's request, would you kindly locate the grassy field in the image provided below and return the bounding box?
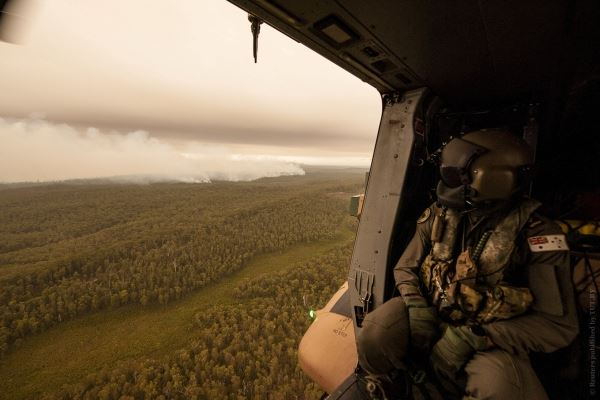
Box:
[0,221,355,400]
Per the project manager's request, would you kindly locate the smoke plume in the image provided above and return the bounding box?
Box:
[0,117,305,183]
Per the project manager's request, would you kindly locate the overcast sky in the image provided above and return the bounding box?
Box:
[0,0,381,182]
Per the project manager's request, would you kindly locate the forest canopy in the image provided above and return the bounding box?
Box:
[0,169,365,399]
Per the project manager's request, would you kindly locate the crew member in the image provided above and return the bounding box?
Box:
[358,129,578,399]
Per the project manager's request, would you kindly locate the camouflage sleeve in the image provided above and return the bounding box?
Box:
[393,204,434,298]
[483,219,579,354]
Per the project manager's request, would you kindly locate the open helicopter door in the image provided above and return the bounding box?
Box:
[347,88,429,328]
[299,88,431,396]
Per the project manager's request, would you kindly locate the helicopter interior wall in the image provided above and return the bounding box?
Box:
[534,78,600,221]
[338,0,569,104]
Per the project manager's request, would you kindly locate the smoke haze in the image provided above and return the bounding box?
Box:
[0,0,380,153]
[0,117,306,183]
[0,0,381,182]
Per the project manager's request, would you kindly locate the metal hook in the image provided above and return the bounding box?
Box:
[248,14,263,63]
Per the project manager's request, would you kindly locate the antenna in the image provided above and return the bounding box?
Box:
[248,14,263,63]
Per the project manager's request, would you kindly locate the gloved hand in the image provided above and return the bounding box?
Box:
[404,295,439,352]
[430,325,490,382]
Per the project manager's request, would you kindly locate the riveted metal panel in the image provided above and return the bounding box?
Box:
[348,88,427,330]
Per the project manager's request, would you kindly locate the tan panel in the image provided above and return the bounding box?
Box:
[321,281,348,312]
[298,310,357,393]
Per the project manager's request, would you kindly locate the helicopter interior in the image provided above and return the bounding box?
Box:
[226,1,599,398]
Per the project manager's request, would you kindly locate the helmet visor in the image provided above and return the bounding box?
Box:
[439,138,487,188]
[440,165,466,188]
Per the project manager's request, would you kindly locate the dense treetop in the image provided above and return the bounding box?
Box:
[0,169,364,398]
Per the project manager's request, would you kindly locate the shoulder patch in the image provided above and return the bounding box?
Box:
[417,208,431,224]
[527,235,569,252]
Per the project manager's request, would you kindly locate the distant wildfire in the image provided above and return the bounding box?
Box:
[0,116,305,183]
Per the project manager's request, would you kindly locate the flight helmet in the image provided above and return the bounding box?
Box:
[436,129,534,209]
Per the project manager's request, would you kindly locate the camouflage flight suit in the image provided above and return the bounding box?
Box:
[394,199,579,399]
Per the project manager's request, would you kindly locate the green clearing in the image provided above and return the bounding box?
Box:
[0,223,355,400]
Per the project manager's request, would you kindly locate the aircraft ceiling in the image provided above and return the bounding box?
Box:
[227,0,600,106]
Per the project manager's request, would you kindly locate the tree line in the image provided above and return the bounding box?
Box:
[0,176,362,357]
[43,243,352,400]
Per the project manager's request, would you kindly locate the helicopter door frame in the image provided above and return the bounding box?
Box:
[348,88,428,332]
